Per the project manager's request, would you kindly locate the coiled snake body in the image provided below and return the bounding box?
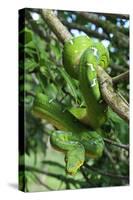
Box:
[33,36,110,175]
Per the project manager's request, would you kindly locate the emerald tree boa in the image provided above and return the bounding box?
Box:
[33,36,110,175]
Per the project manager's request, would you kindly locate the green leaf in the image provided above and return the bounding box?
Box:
[45,83,58,99]
[20,27,33,44]
[58,67,78,103]
[25,58,38,72]
[51,41,62,60]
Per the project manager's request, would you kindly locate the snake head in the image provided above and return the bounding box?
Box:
[65,144,85,175]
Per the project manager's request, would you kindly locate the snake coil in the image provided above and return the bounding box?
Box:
[33,36,110,175]
[63,36,109,129]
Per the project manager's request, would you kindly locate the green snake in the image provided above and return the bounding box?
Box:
[32,36,110,175]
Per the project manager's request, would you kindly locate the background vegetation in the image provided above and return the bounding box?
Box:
[19,8,129,192]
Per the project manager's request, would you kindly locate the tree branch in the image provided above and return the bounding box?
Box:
[41,9,72,43]
[78,12,129,48]
[96,65,129,122]
[112,70,129,84]
[41,9,129,123]
[99,13,129,20]
[61,19,109,40]
[98,13,129,35]
[84,163,129,180]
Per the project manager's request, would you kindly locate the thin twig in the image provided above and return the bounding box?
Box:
[41,160,65,169]
[80,167,94,186]
[33,172,53,190]
[112,70,129,84]
[20,165,85,186]
[104,138,129,151]
[110,63,128,73]
[104,146,116,164]
[84,163,129,180]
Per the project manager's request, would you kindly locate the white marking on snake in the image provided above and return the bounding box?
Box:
[91,47,98,57]
[91,78,97,87]
[87,63,95,71]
